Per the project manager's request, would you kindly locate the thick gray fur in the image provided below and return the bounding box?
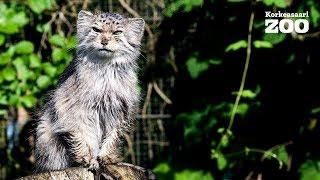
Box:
[35,10,145,172]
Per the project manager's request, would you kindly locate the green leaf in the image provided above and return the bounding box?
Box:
[274,0,287,8]
[66,36,77,49]
[263,0,274,6]
[232,89,258,99]
[27,0,53,14]
[15,41,34,54]
[221,135,229,147]
[311,6,320,27]
[186,57,209,79]
[153,163,171,174]
[263,0,288,8]
[21,95,37,108]
[42,62,57,77]
[0,52,12,65]
[217,128,225,134]
[36,75,50,89]
[263,33,286,45]
[0,22,19,34]
[273,146,289,167]
[8,94,19,105]
[225,40,247,52]
[13,57,29,80]
[236,103,249,116]
[52,48,64,62]
[2,67,16,81]
[253,40,273,48]
[208,59,222,65]
[174,169,213,180]
[217,154,227,170]
[10,11,28,27]
[299,160,320,180]
[0,96,8,105]
[49,34,65,47]
[164,0,203,17]
[29,54,41,68]
[0,34,5,46]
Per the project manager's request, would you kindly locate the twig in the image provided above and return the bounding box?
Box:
[38,12,58,54]
[153,81,172,104]
[124,133,136,164]
[58,11,74,36]
[216,0,255,152]
[227,8,255,131]
[260,141,293,161]
[141,83,153,119]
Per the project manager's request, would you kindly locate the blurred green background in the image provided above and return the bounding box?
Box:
[0,0,320,179]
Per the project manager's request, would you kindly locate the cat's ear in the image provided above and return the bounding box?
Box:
[125,18,145,45]
[77,10,94,39]
[77,10,94,26]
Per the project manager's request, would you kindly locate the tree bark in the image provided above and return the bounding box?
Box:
[18,163,156,180]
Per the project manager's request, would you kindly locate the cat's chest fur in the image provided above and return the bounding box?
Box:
[73,57,138,122]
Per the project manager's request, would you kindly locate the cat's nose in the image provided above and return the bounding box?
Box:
[101,37,110,45]
[101,40,109,46]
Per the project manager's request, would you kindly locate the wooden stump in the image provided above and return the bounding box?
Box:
[18,163,156,180]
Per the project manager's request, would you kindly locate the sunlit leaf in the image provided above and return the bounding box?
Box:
[174,169,213,180]
[42,62,57,77]
[29,54,41,68]
[36,75,50,89]
[21,95,37,108]
[15,41,34,54]
[0,52,12,65]
[49,34,65,47]
[274,0,287,8]
[28,0,53,14]
[2,67,16,81]
[8,94,19,105]
[217,154,227,170]
[236,103,249,116]
[253,40,273,48]
[66,36,77,49]
[225,40,247,52]
[10,11,28,27]
[0,22,19,34]
[263,0,274,6]
[153,163,171,174]
[13,57,29,80]
[52,48,64,62]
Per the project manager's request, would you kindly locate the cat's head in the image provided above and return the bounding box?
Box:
[76,10,145,61]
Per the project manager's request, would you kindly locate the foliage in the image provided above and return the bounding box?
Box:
[153,162,214,180]
[165,0,203,17]
[161,0,320,179]
[0,1,76,116]
[299,160,320,180]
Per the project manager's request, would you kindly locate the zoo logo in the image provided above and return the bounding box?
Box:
[265,11,309,34]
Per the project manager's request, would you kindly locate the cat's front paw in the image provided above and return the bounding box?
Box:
[88,158,100,171]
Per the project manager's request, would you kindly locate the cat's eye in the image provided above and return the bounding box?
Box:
[113,30,123,35]
[92,27,102,33]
